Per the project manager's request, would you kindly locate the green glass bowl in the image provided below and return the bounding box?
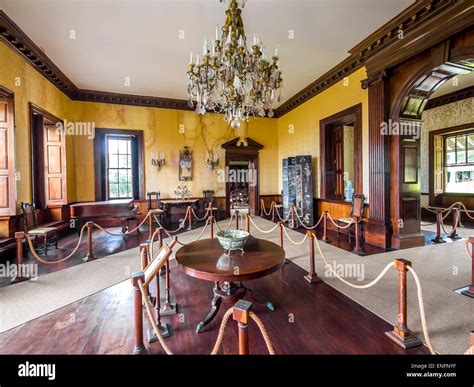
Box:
[216,230,249,254]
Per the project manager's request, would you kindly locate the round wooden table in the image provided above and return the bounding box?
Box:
[176,236,285,333]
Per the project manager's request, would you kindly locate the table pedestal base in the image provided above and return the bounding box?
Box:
[196,281,246,333]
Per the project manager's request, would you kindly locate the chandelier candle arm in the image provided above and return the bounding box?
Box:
[186,0,283,127]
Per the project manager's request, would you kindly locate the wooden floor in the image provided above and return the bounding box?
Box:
[0,258,430,355]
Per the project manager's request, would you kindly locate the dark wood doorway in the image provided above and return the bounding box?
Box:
[221,138,263,216]
[29,103,67,209]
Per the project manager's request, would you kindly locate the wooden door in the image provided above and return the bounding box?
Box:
[0,97,15,215]
[335,126,344,199]
[248,159,258,215]
[43,123,67,206]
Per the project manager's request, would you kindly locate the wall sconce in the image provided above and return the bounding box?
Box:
[206,151,220,170]
[151,151,165,171]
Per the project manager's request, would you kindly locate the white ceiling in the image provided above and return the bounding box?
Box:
[1,0,413,105]
[431,71,474,98]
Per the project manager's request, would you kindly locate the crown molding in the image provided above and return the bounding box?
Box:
[0,2,466,118]
[425,85,474,110]
[274,0,459,117]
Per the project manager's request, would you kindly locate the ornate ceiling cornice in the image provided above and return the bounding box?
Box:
[0,2,465,117]
[274,0,458,117]
[425,85,474,110]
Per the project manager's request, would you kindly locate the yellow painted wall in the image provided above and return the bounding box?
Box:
[277,67,369,200]
[70,101,278,201]
[0,42,76,207]
[1,38,369,210]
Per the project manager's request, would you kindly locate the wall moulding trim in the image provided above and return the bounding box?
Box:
[275,0,460,117]
[425,85,474,110]
[0,2,465,117]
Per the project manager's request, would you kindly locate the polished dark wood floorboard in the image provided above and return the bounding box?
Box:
[0,259,429,355]
[0,219,209,288]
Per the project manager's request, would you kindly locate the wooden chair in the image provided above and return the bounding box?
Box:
[336,194,365,242]
[203,190,220,220]
[147,191,168,225]
[21,202,58,255]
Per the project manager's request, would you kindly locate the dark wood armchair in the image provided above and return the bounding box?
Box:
[21,202,58,255]
[147,191,168,225]
[336,194,365,242]
[203,190,220,220]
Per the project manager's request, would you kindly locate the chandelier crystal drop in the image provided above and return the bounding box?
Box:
[186,0,283,128]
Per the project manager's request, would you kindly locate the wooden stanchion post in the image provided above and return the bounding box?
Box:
[322,211,331,243]
[148,266,171,343]
[271,202,276,222]
[260,200,264,217]
[385,259,422,349]
[246,214,250,233]
[278,221,283,250]
[431,210,446,243]
[209,215,214,238]
[291,205,295,229]
[235,210,240,230]
[448,207,461,240]
[461,237,474,298]
[161,255,178,316]
[131,272,148,354]
[304,231,321,284]
[233,299,252,355]
[84,221,95,262]
[147,212,154,243]
[140,243,149,270]
[351,218,365,256]
[187,206,192,231]
[11,232,27,283]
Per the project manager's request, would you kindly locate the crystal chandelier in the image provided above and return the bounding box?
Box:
[186,0,283,129]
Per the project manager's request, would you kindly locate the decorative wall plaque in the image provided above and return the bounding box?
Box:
[179,146,193,181]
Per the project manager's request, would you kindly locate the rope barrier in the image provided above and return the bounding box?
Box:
[314,237,392,289]
[458,202,474,220]
[138,280,274,355]
[294,210,325,230]
[407,266,436,355]
[248,216,279,233]
[260,200,274,217]
[191,206,211,222]
[210,308,234,355]
[92,212,151,237]
[249,311,276,355]
[326,212,355,229]
[282,224,308,245]
[152,207,190,234]
[274,204,291,222]
[24,224,87,265]
[213,212,235,232]
[163,216,211,246]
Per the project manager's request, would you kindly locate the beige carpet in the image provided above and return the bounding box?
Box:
[1,217,472,354]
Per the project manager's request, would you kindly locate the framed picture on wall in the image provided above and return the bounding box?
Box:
[179,146,193,181]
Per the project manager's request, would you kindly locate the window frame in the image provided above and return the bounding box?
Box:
[105,135,134,200]
[444,130,474,168]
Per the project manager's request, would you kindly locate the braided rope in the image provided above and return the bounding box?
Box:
[163,216,211,246]
[326,213,355,229]
[458,202,474,220]
[282,225,308,245]
[138,279,174,355]
[465,346,474,355]
[191,206,210,222]
[24,224,87,265]
[149,227,163,259]
[92,212,150,236]
[407,266,436,355]
[152,207,190,234]
[213,212,235,232]
[465,239,473,258]
[260,200,274,217]
[294,211,325,230]
[210,307,234,354]
[248,215,279,234]
[249,311,276,355]
[314,237,393,289]
[274,204,291,222]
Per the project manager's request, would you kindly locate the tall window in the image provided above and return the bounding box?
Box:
[106,136,133,199]
[444,131,474,193]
